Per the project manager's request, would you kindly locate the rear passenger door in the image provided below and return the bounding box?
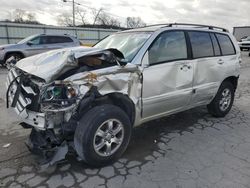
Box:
[215,33,237,81]
[189,31,235,106]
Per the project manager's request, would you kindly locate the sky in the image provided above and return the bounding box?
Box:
[0,0,250,31]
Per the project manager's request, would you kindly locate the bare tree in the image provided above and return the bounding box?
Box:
[14,9,26,22]
[92,8,103,25]
[76,7,87,25]
[95,11,121,27]
[57,13,73,26]
[126,17,146,28]
[27,13,36,22]
[11,9,39,24]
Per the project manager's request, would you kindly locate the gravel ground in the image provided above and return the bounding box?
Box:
[1,52,250,188]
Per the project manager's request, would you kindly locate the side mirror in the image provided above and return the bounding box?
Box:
[118,59,129,66]
[27,41,34,46]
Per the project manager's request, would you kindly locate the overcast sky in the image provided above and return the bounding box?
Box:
[0,0,250,31]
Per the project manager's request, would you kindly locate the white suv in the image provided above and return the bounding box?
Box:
[0,34,80,65]
[6,23,241,167]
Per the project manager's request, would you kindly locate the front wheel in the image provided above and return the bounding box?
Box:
[207,82,235,117]
[74,104,132,167]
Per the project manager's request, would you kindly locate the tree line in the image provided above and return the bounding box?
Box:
[2,9,146,29]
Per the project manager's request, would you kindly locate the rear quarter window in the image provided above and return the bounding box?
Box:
[210,33,221,56]
[216,34,235,56]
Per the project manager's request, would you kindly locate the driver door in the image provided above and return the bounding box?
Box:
[142,30,194,120]
[25,36,49,56]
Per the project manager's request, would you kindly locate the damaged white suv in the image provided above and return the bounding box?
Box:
[6,23,241,167]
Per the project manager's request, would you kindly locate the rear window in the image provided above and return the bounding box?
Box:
[188,32,214,58]
[216,34,235,56]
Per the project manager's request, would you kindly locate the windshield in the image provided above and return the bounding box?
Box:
[17,35,38,44]
[94,32,152,62]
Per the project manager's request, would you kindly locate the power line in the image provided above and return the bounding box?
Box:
[61,0,126,20]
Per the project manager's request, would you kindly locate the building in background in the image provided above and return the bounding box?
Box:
[233,26,250,41]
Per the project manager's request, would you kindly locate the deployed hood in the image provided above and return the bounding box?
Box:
[15,46,127,83]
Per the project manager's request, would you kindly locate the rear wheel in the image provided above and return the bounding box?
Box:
[74,104,132,167]
[207,82,235,117]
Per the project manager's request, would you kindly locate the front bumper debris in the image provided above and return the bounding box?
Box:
[6,68,79,167]
[6,68,46,130]
[26,128,70,168]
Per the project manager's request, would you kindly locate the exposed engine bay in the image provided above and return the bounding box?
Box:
[6,47,141,167]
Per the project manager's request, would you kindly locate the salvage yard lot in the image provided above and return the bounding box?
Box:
[1,52,250,188]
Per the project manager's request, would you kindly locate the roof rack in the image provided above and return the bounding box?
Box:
[167,23,229,32]
[142,23,229,33]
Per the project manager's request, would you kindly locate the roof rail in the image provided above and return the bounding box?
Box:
[141,23,229,32]
[167,23,229,32]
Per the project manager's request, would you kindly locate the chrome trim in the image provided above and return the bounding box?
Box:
[22,85,37,95]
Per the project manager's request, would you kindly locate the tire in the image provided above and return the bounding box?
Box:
[207,81,235,117]
[5,53,24,65]
[74,104,132,167]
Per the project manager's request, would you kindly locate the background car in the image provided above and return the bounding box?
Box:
[238,36,250,51]
[240,36,250,42]
[0,34,81,65]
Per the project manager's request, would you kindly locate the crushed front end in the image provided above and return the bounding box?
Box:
[5,47,141,167]
[6,67,81,166]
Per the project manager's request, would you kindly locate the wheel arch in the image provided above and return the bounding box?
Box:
[221,76,239,92]
[94,92,136,126]
[4,51,25,61]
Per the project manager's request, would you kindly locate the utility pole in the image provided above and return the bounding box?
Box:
[72,0,75,26]
[62,0,79,27]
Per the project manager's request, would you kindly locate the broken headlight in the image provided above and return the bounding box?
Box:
[43,84,80,102]
[43,86,64,101]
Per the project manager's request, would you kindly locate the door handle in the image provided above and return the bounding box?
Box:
[218,59,224,65]
[180,64,191,70]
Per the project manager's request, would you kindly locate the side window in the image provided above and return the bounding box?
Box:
[216,34,235,55]
[60,36,73,43]
[148,31,187,64]
[188,31,214,58]
[30,37,41,45]
[210,33,221,56]
[42,36,73,44]
[40,36,49,44]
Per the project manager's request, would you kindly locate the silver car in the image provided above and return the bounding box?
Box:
[0,34,81,65]
[6,23,241,167]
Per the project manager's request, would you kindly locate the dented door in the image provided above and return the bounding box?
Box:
[141,30,193,120]
[142,60,193,119]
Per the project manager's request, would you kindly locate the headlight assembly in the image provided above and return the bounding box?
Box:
[42,83,88,103]
[44,86,63,101]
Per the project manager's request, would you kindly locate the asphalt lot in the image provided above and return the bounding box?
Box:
[1,52,250,188]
